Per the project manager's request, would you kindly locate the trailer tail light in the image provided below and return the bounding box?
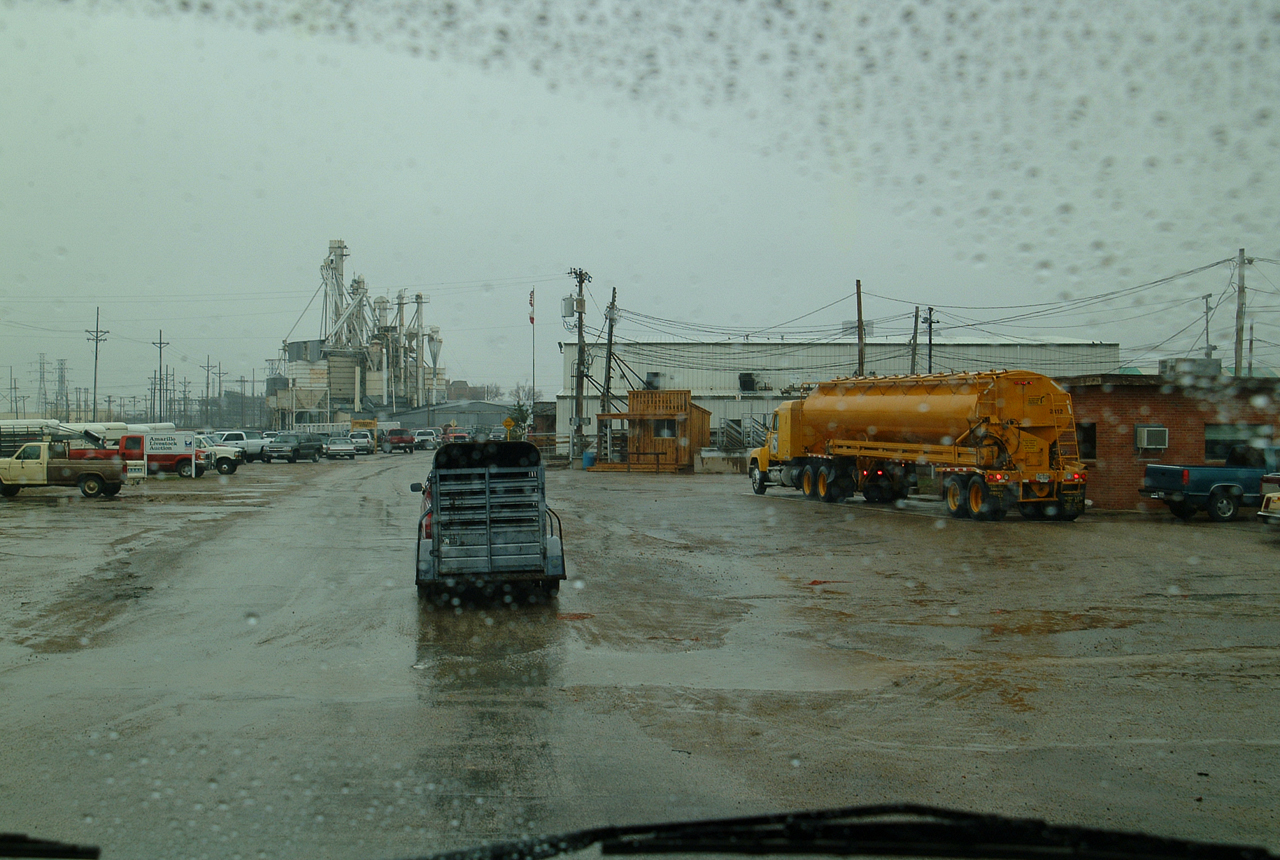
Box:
[1182,468,1190,486]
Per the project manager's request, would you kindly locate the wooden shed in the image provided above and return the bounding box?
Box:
[592,390,711,472]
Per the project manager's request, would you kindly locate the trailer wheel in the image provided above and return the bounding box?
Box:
[967,476,997,521]
[78,474,104,498]
[749,463,768,495]
[801,464,821,500]
[1207,490,1239,522]
[817,465,841,502]
[1018,502,1045,520]
[943,476,970,518]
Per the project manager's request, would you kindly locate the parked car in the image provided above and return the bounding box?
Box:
[323,435,357,460]
[261,432,323,463]
[383,428,416,453]
[1257,473,1280,526]
[413,429,439,450]
[196,434,246,475]
[213,430,268,462]
[348,430,375,455]
[1140,444,1280,521]
[442,430,471,444]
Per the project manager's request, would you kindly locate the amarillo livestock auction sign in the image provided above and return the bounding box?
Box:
[144,432,196,455]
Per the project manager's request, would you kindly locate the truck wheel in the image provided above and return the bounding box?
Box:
[288,451,298,463]
[1018,502,1045,520]
[967,476,995,521]
[217,458,234,475]
[177,460,193,478]
[1207,490,1239,522]
[801,463,821,500]
[749,463,768,495]
[817,465,842,503]
[79,474,104,498]
[943,476,970,519]
[0,482,20,497]
[311,451,319,462]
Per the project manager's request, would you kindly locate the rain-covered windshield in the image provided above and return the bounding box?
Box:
[1,2,1278,859]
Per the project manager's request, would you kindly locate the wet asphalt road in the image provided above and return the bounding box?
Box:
[1,455,1278,859]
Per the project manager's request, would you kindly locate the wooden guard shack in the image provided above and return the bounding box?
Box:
[592,390,711,473]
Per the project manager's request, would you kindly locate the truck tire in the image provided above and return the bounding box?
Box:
[801,463,821,500]
[967,476,994,521]
[943,476,970,519]
[288,451,298,463]
[749,462,767,495]
[1207,490,1239,522]
[311,451,320,462]
[216,458,235,475]
[817,465,841,503]
[79,474,104,498]
[0,482,20,497]
[1018,502,1045,520]
[177,460,193,478]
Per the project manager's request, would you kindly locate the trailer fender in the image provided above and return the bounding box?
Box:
[546,535,565,579]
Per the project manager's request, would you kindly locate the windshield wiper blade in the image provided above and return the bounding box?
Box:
[0,833,99,859]
[402,804,1278,860]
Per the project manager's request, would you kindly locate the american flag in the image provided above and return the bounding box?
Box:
[529,289,534,325]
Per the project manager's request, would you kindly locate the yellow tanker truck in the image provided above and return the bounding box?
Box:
[747,370,1087,521]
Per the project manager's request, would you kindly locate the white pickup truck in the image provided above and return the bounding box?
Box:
[214,430,269,463]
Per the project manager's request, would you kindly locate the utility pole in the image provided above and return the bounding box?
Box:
[855,279,866,376]
[152,330,169,422]
[1202,294,1215,359]
[215,364,229,427]
[1234,247,1247,377]
[85,307,108,421]
[238,376,247,426]
[568,268,591,461]
[201,356,215,425]
[924,307,936,373]
[598,287,618,461]
[909,306,920,374]
[1248,321,1255,378]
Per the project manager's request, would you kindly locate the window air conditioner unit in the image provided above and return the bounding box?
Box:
[1135,426,1168,449]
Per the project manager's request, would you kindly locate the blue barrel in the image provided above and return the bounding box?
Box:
[583,451,597,468]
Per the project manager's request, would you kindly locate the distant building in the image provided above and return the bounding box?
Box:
[392,399,510,432]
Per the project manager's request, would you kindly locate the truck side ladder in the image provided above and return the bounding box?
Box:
[1049,393,1079,465]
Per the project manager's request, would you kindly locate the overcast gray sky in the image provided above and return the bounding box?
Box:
[2,0,1278,406]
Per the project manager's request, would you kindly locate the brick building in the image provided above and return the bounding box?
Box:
[1058,374,1280,511]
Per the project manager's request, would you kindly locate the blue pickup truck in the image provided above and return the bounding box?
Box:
[1141,445,1280,521]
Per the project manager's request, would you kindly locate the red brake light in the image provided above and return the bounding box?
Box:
[1182,469,1190,486]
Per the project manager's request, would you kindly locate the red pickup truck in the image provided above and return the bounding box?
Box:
[383,428,417,454]
[71,434,209,477]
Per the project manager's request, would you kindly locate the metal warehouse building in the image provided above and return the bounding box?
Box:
[555,339,1122,450]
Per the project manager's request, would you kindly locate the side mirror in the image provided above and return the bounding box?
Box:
[409,482,423,493]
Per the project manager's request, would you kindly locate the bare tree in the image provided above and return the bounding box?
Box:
[510,382,542,404]
[481,383,504,401]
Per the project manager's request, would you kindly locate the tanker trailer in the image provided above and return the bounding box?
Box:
[747,370,1087,521]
